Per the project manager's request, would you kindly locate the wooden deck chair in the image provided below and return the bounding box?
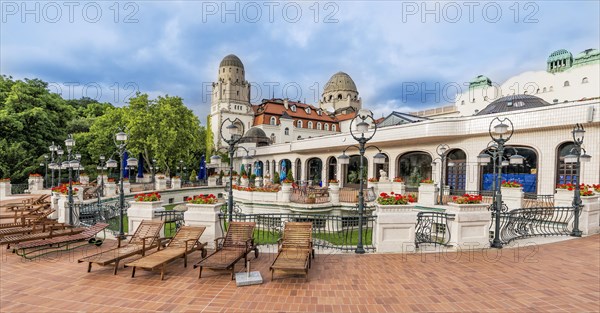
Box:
[14,223,109,259]
[0,210,58,236]
[78,220,164,275]
[1,226,85,248]
[125,226,207,280]
[0,203,50,224]
[21,194,50,205]
[83,186,101,200]
[270,222,314,281]
[194,221,258,280]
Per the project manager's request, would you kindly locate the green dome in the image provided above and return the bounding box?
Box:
[547,49,572,63]
[573,48,600,66]
[469,75,492,88]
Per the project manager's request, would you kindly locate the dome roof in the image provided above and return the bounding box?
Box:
[575,48,600,59]
[219,54,244,68]
[476,94,550,115]
[469,75,492,88]
[324,72,357,93]
[547,49,572,62]
[240,127,270,146]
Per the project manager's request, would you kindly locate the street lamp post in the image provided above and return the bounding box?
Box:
[48,142,59,188]
[107,129,138,238]
[564,123,591,237]
[338,112,384,254]
[211,118,246,222]
[478,117,524,248]
[62,134,80,225]
[41,155,48,188]
[97,155,107,197]
[56,146,64,186]
[432,144,450,205]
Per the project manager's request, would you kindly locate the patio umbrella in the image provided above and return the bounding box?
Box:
[198,155,206,180]
[122,151,129,178]
[280,161,286,181]
[137,153,144,178]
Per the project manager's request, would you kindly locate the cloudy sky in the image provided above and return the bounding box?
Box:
[2,1,599,120]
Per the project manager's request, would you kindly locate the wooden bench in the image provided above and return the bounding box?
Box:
[270,222,314,281]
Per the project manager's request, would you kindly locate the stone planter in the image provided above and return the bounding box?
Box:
[127,200,164,236]
[240,177,249,187]
[581,195,600,235]
[184,203,224,249]
[232,176,239,186]
[79,175,89,185]
[367,181,378,191]
[392,182,405,195]
[0,181,11,198]
[554,188,574,207]
[501,187,524,210]
[122,181,131,195]
[375,204,418,253]
[281,183,292,203]
[57,193,82,224]
[171,177,182,189]
[104,182,117,197]
[255,177,263,187]
[418,183,437,206]
[263,177,271,186]
[447,202,490,249]
[329,183,340,204]
[28,176,44,193]
[208,176,218,187]
[96,175,108,186]
[155,176,167,190]
[377,181,392,194]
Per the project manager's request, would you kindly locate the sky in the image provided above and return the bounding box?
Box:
[1,0,599,120]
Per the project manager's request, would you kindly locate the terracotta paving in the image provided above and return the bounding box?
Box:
[0,232,599,312]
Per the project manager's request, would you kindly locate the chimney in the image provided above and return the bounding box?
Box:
[283,98,289,110]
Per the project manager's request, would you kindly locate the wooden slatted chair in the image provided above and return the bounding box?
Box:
[1,226,85,248]
[194,221,258,280]
[78,220,164,274]
[0,203,50,224]
[270,222,314,281]
[0,210,58,237]
[14,223,109,259]
[125,226,207,280]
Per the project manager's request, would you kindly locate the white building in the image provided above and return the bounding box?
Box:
[211,49,600,195]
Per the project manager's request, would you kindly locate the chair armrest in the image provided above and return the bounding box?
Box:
[214,237,225,249]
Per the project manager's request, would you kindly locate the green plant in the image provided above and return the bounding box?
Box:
[273,171,280,184]
[240,169,247,177]
[219,170,224,178]
[283,170,294,183]
[187,194,217,204]
[250,174,257,180]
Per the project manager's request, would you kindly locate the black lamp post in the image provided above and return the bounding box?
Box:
[432,144,450,205]
[211,118,247,222]
[41,155,48,188]
[477,117,523,248]
[106,129,138,238]
[48,142,59,188]
[338,112,384,254]
[62,134,79,225]
[97,155,107,197]
[564,123,591,237]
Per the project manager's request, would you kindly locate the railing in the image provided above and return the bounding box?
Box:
[10,183,29,195]
[155,210,185,238]
[290,187,330,204]
[415,211,455,248]
[339,187,376,203]
[524,194,554,208]
[183,181,207,188]
[219,212,376,251]
[75,200,127,235]
[495,206,575,244]
[130,182,154,192]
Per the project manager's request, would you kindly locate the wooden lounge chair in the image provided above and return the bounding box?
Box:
[21,194,50,205]
[194,221,258,280]
[0,210,58,237]
[270,222,314,281]
[125,226,207,280]
[1,226,85,248]
[83,185,101,200]
[14,223,109,259]
[78,220,164,275]
[0,203,51,224]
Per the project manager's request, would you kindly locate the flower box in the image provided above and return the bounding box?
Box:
[447,202,489,212]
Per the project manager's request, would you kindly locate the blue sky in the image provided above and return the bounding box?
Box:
[1,1,599,120]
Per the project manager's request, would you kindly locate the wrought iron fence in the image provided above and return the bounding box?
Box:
[10,183,29,195]
[443,189,494,205]
[495,206,574,244]
[290,188,330,204]
[74,200,128,235]
[155,210,185,238]
[130,183,154,192]
[183,181,207,188]
[415,211,455,248]
[339,187,376,203]
[218,211,376,251]
[523,194,554,208]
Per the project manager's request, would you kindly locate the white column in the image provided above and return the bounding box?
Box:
[184,203,224,249]
[0,181,12,198]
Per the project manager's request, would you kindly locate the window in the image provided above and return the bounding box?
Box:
[308,121,313,129]
[564,81,570,87]
[543,87,547,93]
[291,105,296,112]
[284,127,289,135]
[297,136,302,140]
[236,68,239,73]
[324,124,329,131]
[461,100,465,105]
[582,77,589,84]
[317,122,322,130]
[270,117,277,125]
[332,124,337,132]
[236,91,239,96]
[297,120,303,128]
[306,107,311,114]
[337,94,342,100]
[549,86,554,92]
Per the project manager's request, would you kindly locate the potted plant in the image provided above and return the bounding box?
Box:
[376,192,416,205]
[501,180,522,188]
[187,193,217,204]
[420,178,434,184]
[448,193,488,212]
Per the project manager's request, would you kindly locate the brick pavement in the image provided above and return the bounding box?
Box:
[0,234,598,312]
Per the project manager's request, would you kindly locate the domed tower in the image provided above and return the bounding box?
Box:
[319,72,361,112]
[209,54,254,149]
[547,49,573,73]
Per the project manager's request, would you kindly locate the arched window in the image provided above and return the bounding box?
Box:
[556,142,577,185]
[479,146,538,193]
[327,157,337,182]
[337,94,343,100]
[564,81,570,87]
[332,124,337,132]
[549,86,554,92]
[543,87,547,93]
[306,158,323,184]
[317,122,322,130]
[291,105,296,112]
[270,117,277,125]
[397,152,433,189]
[284,127,289,135]
[328,95,332,101]
[344,155,368,185]
[306,107,311,114]
[582,77,589,84]
[445,149,467,191]
[324,123,329,131]
[297,120,303,128]
[270,133,276,143]
[308,121,313,129]
[297,136,302,140]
